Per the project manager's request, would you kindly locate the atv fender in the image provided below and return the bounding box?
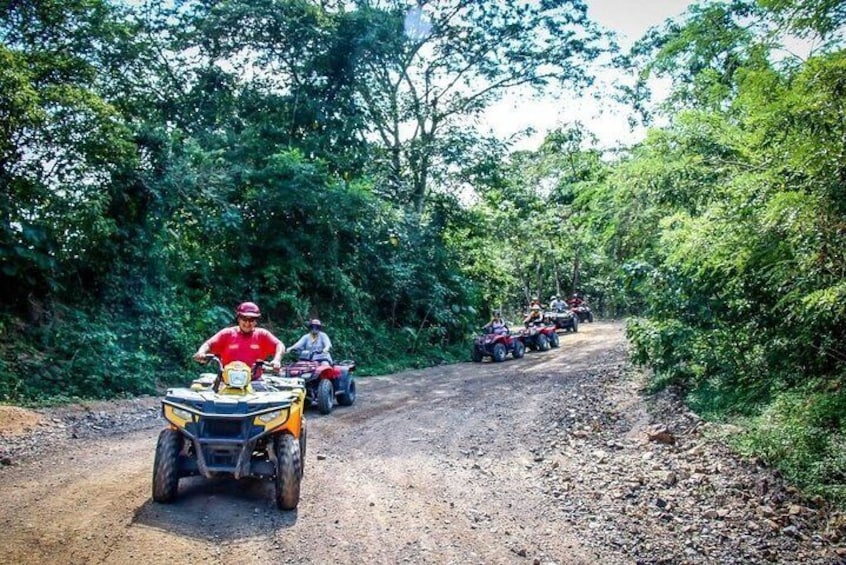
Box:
[316,365,341,380]
[336,367,356,407]
[337,366,352,393]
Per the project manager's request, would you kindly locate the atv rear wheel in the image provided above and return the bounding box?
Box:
[471,347,483,363]
[337,376,356,406]
[316,378,334,415]
[512,340,525,359]
[537,333,550,351]
[274,434,302,510]
[152,428,182,503]
[549,331,560,348]
[492,343,507,362]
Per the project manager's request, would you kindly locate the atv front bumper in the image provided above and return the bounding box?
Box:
[162,398,296,480]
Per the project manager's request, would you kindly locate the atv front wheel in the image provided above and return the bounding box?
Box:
[471,347,483,363]
[537,333,550,351]
[492,343,507,362]
[587,312,594,322]
[512,340,525,359]
[337,377,356,406]
[317,378,334,415]
[549,331,560,348]
[571,317,579,333]
[152,428,182,503]
[274,434,302,510]
[299,420,307,478]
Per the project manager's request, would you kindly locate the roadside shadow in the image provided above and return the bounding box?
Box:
[132,476,297,541]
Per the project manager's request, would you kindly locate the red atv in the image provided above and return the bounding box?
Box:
[571,304,593,323]
[471,327,525,362]
[567,298,594,323]
[284,351,356,415]
[520,322,560,351]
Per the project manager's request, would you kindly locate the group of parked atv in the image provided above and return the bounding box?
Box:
[152,350,356,511]
[471,302,594,363]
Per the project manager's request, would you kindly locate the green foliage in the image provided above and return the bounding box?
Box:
[0,0,492,402]
[321,0,604,212]
[609,1,846,505]
[759,0,846,43]
[451,124,615,317]
[0,0,138,310]
[734,387,846,504]
[0,308,158,403]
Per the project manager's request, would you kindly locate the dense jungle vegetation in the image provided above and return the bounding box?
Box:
[1,0,844,502]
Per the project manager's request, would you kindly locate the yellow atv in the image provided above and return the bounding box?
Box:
[152,355,306,510]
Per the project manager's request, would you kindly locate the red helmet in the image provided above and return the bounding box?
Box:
[309,319,322,330]
[236,302,262,318]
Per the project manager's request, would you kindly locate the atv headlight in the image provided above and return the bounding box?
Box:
[258,410,281,423]
[164,404,193,427]
[255,408,289,427]
[227,368,250,388]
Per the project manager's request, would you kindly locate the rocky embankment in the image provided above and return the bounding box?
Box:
[529,365,846,563]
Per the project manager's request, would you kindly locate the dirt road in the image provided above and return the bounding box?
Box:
[1,322,843,564]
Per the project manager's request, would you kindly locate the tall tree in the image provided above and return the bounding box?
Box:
[448,125,610,316]
[341,0,604,213]
[172,0,605,213]
[0,0,138,312]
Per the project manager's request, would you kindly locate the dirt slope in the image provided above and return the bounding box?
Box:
[1,322,843,564]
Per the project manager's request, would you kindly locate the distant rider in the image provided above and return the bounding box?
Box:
[192,302,285,381]
[567,293,585,308]
[549,295,567,312]
[523,304,543,326]
[289,319,333,365]
[483,311,508,334]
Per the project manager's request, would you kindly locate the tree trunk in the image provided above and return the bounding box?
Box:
[554,262,561,297]
[571,253,580,294]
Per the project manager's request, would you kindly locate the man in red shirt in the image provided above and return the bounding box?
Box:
[193,302,285,380]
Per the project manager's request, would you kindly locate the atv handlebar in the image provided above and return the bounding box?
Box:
[258,360,282,375]
[195,354,224,392]
[198,354,224,372]
[289,348,326,361]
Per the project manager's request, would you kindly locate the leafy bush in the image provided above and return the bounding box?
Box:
[1,308,158,403]
[734,388,846,504]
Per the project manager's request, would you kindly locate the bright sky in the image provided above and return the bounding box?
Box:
[485,0,694,150]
